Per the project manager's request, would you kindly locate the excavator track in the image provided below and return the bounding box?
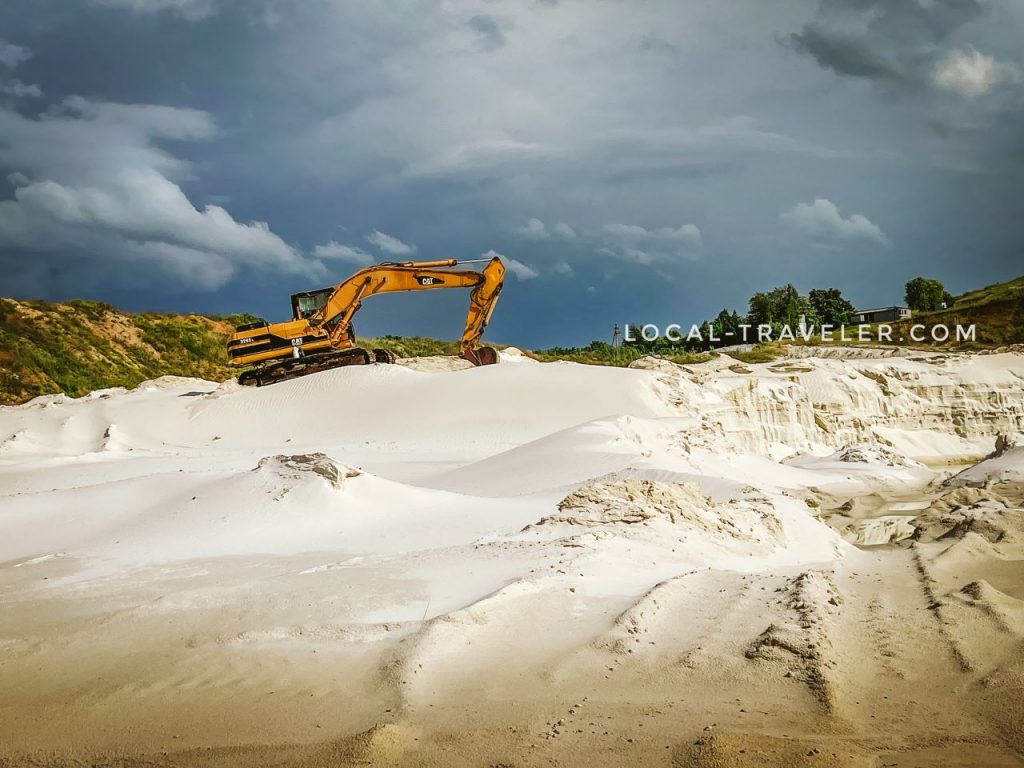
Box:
[237,344,498,387]
[238,347,378,387]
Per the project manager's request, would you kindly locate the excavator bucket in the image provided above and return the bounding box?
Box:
[460,346,499,366]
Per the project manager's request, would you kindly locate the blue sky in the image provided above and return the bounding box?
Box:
[0,0,1021,347]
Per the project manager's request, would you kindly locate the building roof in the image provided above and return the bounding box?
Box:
[853,306,910,314]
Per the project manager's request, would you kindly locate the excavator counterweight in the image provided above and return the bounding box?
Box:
[227,256,505,386]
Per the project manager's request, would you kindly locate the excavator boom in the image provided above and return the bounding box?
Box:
[227,256,505,386]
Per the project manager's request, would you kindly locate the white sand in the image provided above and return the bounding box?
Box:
[1,350,1023,767]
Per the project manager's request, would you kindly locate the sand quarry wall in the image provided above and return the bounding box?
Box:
[631,351,1024,462]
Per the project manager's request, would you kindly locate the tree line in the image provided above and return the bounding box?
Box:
[623,275,952,353]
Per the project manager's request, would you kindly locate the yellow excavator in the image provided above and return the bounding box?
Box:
[227,256,505,386]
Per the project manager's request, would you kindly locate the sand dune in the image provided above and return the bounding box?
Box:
[1,350,1023,766]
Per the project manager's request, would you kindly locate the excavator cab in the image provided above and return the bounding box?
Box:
[291,287,335,321]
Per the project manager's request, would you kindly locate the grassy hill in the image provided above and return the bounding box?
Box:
[0,299,251,405]
[891,274,1024,347]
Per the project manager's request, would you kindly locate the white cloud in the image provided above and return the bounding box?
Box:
[604,223,702,247]
[600,222,702,263]
[0,97,319,291]
[312,240,373,265]
[780,198,890,246]
[517,217,549,239]
[622,248,654,265]
[933,48,1020,99]
[90,0,218,21]
[365,229,416,256]
[0,80,42,98]
[403,138,555,179]
[553,222,576,239]
[483,248,537,280]
[552,259,573,276]
[0,40,31,69]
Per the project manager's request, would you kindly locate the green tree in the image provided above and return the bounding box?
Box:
[698,320,714,347]
[905,277,946,312]
[711,308,743,345]
[747,291,774,327]
[808,288,855,326]
[747,285,816,332]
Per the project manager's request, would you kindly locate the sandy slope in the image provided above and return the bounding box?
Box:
[1,349,1023,767]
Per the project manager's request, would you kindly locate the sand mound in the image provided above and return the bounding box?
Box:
[498,346,535,363]
[746,570,842,713]
[396,354,473,372]
[829,443,925,468]
[948,432,1024,487]
[957,579,1024,633]
[334,722,418,763]
[678,731,866,768]
[783,344,919,359]
[913,486,1022,543]
[255,452,362,489]
[546,479,713,527]
[931,485,1012,511]
[421,414,677,497]
[628,355,705,373]
[836,515,918,546]
[536,479,783,546]
[598,577,675,654]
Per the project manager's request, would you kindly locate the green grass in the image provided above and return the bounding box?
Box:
[946,275,1024,312]
[0,298,236,405]
[356,335,464,358]
[214,312,264,329]
[723,342,783,364]
[359,335,719,367]
[530,340,713,367]
[888,275,1024,347]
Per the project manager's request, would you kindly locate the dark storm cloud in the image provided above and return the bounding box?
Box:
[781,0,988,91]
[0,0,1020,345]
[638,36,680,56]
[783,25,911,86]
[468,14,506,51]
[782,0,1024,177]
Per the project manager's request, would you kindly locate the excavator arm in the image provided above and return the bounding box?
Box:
[458,258,504,365]
[311,257,505,363]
